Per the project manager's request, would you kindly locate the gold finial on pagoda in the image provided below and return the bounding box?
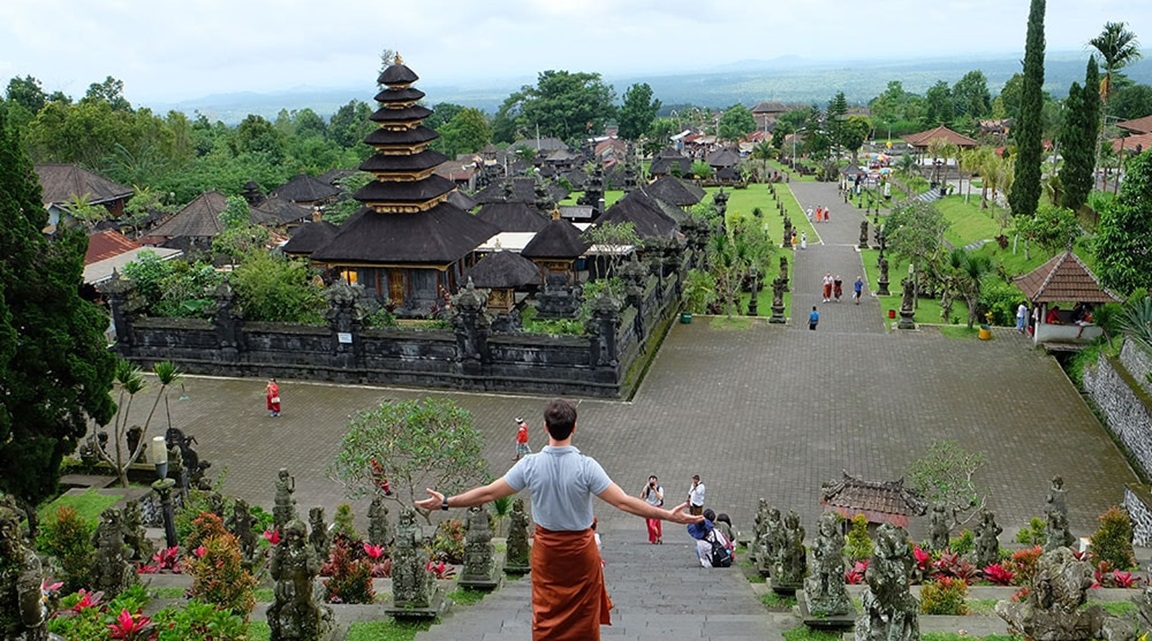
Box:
[394,53,403,66]
[551,207,561,221]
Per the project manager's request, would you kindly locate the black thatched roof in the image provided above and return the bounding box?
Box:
[363,126,438,147]
[476,202,549,232]
[649,154,693,177]
[310,203,498,265]
[282,220,339,256]
[355,175,457,204]
[466,250,541,288]
[150,191,228,238]
[369,105,433,123]
[471,177,569,205]
[596,190,680,239]
[373,87,425,103]
[35,163,134,206]
[520,218,590,259]
[253,195,313,225]
[707,148,741,167]
[644,175,705,207]
[272,174,340,203]
[446,190,477,212]
[715,166,742,181]
[359,149,449,173]
[378,63,418,85]
[318,168,357,186]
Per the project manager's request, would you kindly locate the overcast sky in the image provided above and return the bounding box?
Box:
[2,0,1148,106]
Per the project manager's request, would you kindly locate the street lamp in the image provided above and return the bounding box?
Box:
[151,436,178,549]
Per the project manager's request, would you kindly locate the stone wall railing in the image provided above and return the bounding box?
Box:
[1123,484,1152,546]
[1082,341,1152,478]
[1119,338,1152,397]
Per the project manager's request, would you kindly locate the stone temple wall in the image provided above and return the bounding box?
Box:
[1123,485,1152,546]
[1082,344,1152,479]
[1119,338,1152,397]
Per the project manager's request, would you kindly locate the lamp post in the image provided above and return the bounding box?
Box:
[151,436,178,549]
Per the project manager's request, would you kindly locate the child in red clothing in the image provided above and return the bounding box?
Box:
[514,418,531,460]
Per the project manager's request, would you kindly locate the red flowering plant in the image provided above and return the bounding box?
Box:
[138,547,181,574]
[108,608,153,641]
[911,546,932,582]
[181,530,257,622]
[323,537,375,604]
[1008,545,1043,586]
[362,542,392,578]
[982,563,1015,586]
[69,589,105,613]
[845,560,869,585]
[263,529,281,545]
[426,559,457,580]
[931,551,978,584]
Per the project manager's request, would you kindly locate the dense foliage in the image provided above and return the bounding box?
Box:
[618,82,661,142]
[1096,151,1152,295]
[1059,58,1101,211]
[1008,0,1046,218]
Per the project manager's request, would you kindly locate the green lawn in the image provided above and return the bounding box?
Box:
[37,489,124,526]
[859,248,967,327]
[934,195,1003,248]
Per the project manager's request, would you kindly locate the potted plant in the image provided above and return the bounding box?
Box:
[681,269,717,323]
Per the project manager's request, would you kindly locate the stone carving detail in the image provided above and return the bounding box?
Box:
[308,507,331,563]
[505,499,531,572]
[367,497,392,548]
[995,547,1104,641]
[392,508,434,609]
[267,519,334,641]
[274,468,297,532]
[774,511,806,586]
[929,503,950,552]
[0,502,49,641]
[90,508,137,598]
[804,512,852,617]
[974,509,1003,569]
[855,523,919,641]
[750,499,770,563]
[226,498,259,564]
[122,500,154,561]
[460,506,497,583]
[1045,476,1075,552]
[757,507,785,577]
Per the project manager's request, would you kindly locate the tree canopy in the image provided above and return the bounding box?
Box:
[617,82,661,142]
[505,70,617,145]
[1008,0,1047,217]
[1096,150,1152,295]
[717,104,756,141]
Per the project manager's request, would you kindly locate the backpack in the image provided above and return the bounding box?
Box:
[708,531,733,568]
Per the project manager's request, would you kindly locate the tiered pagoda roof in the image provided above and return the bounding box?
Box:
[645,175,705,207]
[282,221,339,257]
[310,58,496,265]
[521,213,590,260]
[596,189,683,239]
[476,202,549,233]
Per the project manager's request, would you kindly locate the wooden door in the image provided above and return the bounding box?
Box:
[388,270,405,304]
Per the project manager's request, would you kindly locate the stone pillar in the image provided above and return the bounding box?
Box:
[213,279,241,362]
[859,220,869,249]
[588,292,620,374]
[451,280,491,378]
[99,270,136,357]
[769,277,786,324]
[325,282,362,371]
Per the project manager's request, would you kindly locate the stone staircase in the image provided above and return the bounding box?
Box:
[413,531,772,641]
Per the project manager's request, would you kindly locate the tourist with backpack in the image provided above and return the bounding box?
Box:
[687,509,733,568]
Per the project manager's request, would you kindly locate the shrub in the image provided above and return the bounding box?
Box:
[1008,546,1043,586]
[152,598,248,641]
[1015,517,1045,545]
[182,530,257,621]
[323,537,375,604]
[844,514,873,562]
[175,490,226,544]
[920,576,968,615]
[978,277,1021,326]
[183,512,230,551]
[48,585,150,641]
[430,518,466,564]
[37,506,96,592]
[1089,506,1136,570]
[983,563,1015,586]
[333,504,358,541]
[949,529,975,556]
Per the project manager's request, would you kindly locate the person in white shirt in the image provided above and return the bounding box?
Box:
[687,475,706,516]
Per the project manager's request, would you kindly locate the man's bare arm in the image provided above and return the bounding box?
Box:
[596,483,703,524]
[414,478,517,512]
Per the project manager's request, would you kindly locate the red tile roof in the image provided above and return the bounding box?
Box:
[84,230,140,264]
[903,125,979,149]
[1013,250,1122,304]
[1118,115,1152,134]
[1110,132,1152,153]
[820,471,928,527]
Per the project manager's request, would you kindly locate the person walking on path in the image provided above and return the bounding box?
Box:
[415,398,701,641]
[833,275,844,302]
[687,474,706,516]
[806,207,814,223]
[265,378,281,417]
[809,306,820,330]
[640,475,664,544]
[1016,302,1029,334]
[853,275,864,305]
[791,232,798,252]
[822,273,833,302]
[515,417,531,460]
[800,231,807,250]
[824,206,831,222]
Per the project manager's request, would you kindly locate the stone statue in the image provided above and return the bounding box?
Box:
[226,498,259,563]
[274,468,297,531]
[1046,476,1067,519]
[757,507,785,577]
[859,219,869,248]
[1045,509,1076,552]
[995,547,1104,641]
[900,277,915,311]
[804,512,852,617]
[168,444,185,488]
[0,504,49,641]
[774,511,806,587]
[367,497,392,548]
[974,510,1003,569]
[750,499,770,562]
[505,498,531,573]
[391,508,434,609]
[267,519,333,641]
[206,491,225,519]
[90,508,136,598]
[877,255,891,296]
[308,507,331,563]
[460,506,497,585]
[855,523,919,641]
[929,503,950,552]
[121,500,154,561]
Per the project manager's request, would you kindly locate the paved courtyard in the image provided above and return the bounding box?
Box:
[129,181,1139,542]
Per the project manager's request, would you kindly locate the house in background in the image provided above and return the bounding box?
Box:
[83,229,181,285]
[35,163,134,232]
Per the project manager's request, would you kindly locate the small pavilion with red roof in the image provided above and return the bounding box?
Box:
[1013,250,1122,346]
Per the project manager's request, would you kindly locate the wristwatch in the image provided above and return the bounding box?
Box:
[441,496,449,511]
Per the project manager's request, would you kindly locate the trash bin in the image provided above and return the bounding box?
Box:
[888,310,896,319]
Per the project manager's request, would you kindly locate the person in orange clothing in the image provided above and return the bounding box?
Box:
[265,378,281,417]
[514,417,531,461]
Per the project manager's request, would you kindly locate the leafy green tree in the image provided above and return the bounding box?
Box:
[232,114,284,163]
[1090,21,1143,116]
[907,440,988,526]
[516,70,617,144]
[0,104,117,526]
[837,115,872,163]
[717,104,756,141]
[327,397,490,522]
[5,75,47,114]
[994,73,1025,120]
[1059,58,1102,211]
[82,76,132,111]
[435,107,491,158]
[95,360,182,488]
[944,248,995,328]
[885,200,950,281]
[423,102,465,132]
[122,251,221,318]
[328,99,374,149]
[1009,0,1047,218]
[952,70,992,118]
[1110,83,1152,120]
[691,160,713,180]
[925,80,954,126]
[230,252,326,324]
[1013,203,1081,260]
[618,83,661,142]
[212,196,268,263]
[1096,150,1152,295]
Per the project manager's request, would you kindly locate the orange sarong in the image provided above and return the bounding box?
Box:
[531,526,611,641]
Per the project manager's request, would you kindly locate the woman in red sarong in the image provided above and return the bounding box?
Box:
[265,378,280,417]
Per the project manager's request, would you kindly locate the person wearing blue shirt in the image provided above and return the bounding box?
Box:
[808,306,820,330]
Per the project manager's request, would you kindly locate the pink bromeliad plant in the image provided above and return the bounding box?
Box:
[107,608,152,641]
[982,563,1015,586]
[845,559,869,584]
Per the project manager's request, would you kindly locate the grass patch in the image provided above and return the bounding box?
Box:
[965,598,999,615]
[1097,600,1137,617]
[935,195,1003,248]
[762,591,798,609]
[938,325,980,340]
[147,587,187,600]
[782,624,839,641]
[248,621,271,641]
[447,588,487,607]
[345,620,433,641]
[710,316,754,330]
[254,587,274,602]
[37,489,124,526]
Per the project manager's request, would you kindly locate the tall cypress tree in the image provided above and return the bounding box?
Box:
[1061,58,1102,211]
[1082,57,1101,188]
[0,103,116,524]
[1009,0,1046,217]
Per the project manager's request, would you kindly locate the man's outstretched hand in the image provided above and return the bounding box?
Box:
[414,488,444,512]
[664,501,705,524]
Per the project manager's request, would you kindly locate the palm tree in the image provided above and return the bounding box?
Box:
[1090,22,1143,187]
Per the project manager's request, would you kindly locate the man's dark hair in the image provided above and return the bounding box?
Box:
[544,398,577,440]
[703,508,716,521]
[716,513,732,526]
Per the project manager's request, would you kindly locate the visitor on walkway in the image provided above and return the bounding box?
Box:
[806,207,813,222]
[687,508,733,568]
[640,475,664,544]
[265,378,281,417]
[853,276,864,304]
[714,513,736,551]
[822,273,833,302]
[1016,303,1029,334]
[415,398,701,641]
[791,232,798,252]
[809,306,820,330]
[833,275,843,302]
[515,417,531,460]
[824,206,830,222]
[815,207,822,222]
[687,475,706,515]
[800,231,807,250]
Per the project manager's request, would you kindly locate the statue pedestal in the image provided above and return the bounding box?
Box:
[769,304,785,324]
[503,562,530,576]
[770,578,802,595]
[897,307,916,330]
[798,590,857,630]
[877,278,890,296]
[459,562,503,591]
[385,589,448,621]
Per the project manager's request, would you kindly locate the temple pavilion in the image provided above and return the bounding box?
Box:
[309,58,497,314]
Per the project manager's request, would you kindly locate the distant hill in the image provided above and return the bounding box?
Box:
[150,51,1152,125]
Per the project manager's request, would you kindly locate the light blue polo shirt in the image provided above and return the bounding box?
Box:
[503,445,613,531]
